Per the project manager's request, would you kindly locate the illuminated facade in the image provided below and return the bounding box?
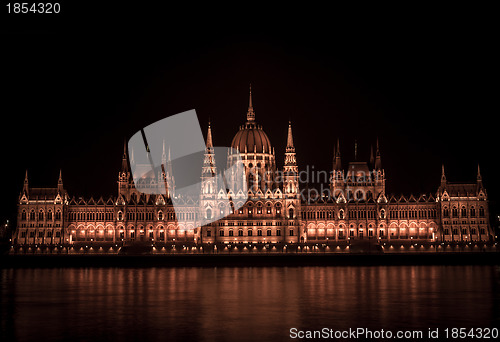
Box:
[12,89,494,250]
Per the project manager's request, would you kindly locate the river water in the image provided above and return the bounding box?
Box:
[1,266,499,341]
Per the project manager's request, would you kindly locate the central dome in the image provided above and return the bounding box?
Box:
[231,124,272,153]
[231,85,272,154]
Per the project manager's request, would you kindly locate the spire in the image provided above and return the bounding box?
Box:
[441,164,447,186]
[477,164,483,187]
[206,121,213,149]
[121,139,129,173]
[370,145,374,165]
[354,139,358,161]
[286,121,294,149]
[23,169,29,194]
[161,139,167,166]
[374,138,382,170]
[202,122,216,177]
[246,84,255,122]
[334,138,342,170]
[57,169,64,193]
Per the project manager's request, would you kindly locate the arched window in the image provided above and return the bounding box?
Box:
[29,210,35,220]
[339,209,344,220]
[470,207,476,217]
[452,207,458,217]
[38,210,44,221]
[117,211,123,221]
[158,211,164,221]
[380,209,386,219]
[206,208,212,219]
[275,203,282,216]
[443,207,449,217]
[21,210,26,220]
[47,210,53,220]
[461,206,467,217]
[55,210,61,220]
[289,208,294,219]
[479,206,485,217]
[266,203,272,214]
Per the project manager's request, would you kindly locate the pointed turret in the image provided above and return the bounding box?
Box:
[477,164,483,188]
[286,120,294,150]
[283,121,299,199]
[374,138,382,170]
[121,140,129,173]
[334,138,342,170]
[246,84,255,122]
[202,122,216,177]
[284,121,297,171]
[23,169,29,194]
[57,169,64,193]
[206,120,213,149]
[440,164,447,187]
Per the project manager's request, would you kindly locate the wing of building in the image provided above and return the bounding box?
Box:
[12,87,494,251]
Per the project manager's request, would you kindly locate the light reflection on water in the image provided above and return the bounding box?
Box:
[1,266,499,341]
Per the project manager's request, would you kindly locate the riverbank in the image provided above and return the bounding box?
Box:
[1,252,499,268]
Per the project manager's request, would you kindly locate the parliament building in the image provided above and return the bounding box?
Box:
[12,88,494,252]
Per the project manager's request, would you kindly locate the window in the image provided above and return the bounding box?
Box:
[248,229,253,236]
[380,209,386,219]
[339,209,344,220]
[479,207,485,217]
[55,231,61,238]
[276,229,281,236]
[21,210,26,220]
[238,229,243,236]
[267,229,272,236]
[288,208,294,219]
[38,210,44,220]
[219,230,224,237]
[131,231,135,239]
[461,207,467,217]
[470,207,476,217]
[480,228,486,235]
[206,230,211,237]
[461,228,467,235]
[452,228,458,235]
[29,210,35,220]
[206,208,212,219]
[289,229,294,236]
[368,230,373,237]
[47,211,52,220]
[158,211,163,220]
[21,231,26,238]
[159,231,165,239]
[118,211,123,221]
[444,228,449,235]
[349,230,354,237]
[149,232,154,239]
[119,232,124,239]
[443,208,449,217]
[229,230,234,237]
[38,231,44,238]
[257,230,262,236]
[452,207,458,217]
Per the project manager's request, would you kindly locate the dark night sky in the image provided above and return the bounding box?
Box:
[1,5,498,225]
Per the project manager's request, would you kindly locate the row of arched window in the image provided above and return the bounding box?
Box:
[21,209,61,221]
[443,206,484,218]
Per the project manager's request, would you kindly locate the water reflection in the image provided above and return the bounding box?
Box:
[1,266,499,341]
